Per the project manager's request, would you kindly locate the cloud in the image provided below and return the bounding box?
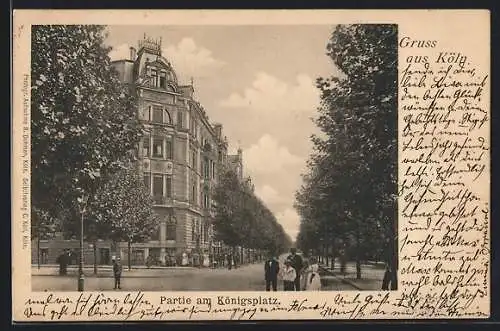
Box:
[243,134,303,175]
[218,72,320,244]
[163,38,225,82]
[219,71,320,115]
[276,209,301,240]
[108,39,225,83]
[255,185,284,206]
[108,43,132,62]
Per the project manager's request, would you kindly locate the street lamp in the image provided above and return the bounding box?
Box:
[77,195,89,292]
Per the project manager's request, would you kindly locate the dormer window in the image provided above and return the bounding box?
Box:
[160,71,167,89]
[151,68,158,87]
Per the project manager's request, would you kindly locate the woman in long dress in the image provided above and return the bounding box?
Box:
[303,258,322,291]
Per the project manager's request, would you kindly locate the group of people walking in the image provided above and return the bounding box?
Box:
[264,248,321,291]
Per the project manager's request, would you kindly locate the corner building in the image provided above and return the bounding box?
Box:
[112,36,233,265]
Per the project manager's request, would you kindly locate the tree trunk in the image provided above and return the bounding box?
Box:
[93,240,97,275]
[128,241,132,271]
[325,244,329,267]
[331,240,336,272]
[356,230,362,280]
[37,234,41,269]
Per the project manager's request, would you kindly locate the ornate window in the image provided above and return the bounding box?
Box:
[159,71,167,89]
[166,222,176,240]
[153,174,163,198]
[203,157,209,179]
[143,173,151,193]
[177,111,184,129]
[152,106,163,123]
[165,139,173,159]
[152,137,164,158]
[151,68,159,87]
[191,178,197,205]
[142,137,150,157]
[165,176,172,198]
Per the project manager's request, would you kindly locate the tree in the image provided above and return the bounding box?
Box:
[295,24,397,282]
[213,167,291,256]
[90,165,160,270]
[31,25,143,237]
[212,168,245,248]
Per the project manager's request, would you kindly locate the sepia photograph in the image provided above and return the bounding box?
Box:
[12,9,491,321]
[30,23,397,293]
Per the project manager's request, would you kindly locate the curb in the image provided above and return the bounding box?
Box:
[318,265,364,290]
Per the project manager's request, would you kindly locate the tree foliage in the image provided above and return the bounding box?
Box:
[295,25,398,269]
[213,168,291,254]
[88,165,160,244]
[31,25,143,237]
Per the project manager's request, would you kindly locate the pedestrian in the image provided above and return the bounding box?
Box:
[112,256,122,290]
[287,248,304,291]
[303,257,322,291]
[56,251,68,276]
[227,253,232,270]
[281,259,296,291]
[264,253,279,291]
[381,235,397,290]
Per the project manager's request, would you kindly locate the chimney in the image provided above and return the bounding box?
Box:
[129,47,137,61]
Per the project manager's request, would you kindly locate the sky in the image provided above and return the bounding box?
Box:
[105,25,341,241]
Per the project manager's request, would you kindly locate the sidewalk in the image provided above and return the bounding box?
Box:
[31,262,264,277]
[31,264,196,277]
[318,261,385,291]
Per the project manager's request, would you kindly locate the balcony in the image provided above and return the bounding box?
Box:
[153,195,173,207]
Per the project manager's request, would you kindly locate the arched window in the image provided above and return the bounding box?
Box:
[164,108,172,124]
[150,105,172,124]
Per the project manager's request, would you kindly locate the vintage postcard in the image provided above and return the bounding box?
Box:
[12,10,490,321]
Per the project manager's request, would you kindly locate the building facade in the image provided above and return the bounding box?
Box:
[111,36,237,265]
[31,35,249,267]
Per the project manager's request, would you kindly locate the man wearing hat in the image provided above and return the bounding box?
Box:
[112,256,122,290]
[287,248,304,291]
[264,252,280,291]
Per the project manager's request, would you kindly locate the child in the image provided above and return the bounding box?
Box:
[281,259,296,291]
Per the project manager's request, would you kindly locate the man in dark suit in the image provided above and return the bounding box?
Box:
[264,253,280,291]
[112,257,122,290]
[287,248,304,291]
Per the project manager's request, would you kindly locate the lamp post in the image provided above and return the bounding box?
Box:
[77,195,88,292]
